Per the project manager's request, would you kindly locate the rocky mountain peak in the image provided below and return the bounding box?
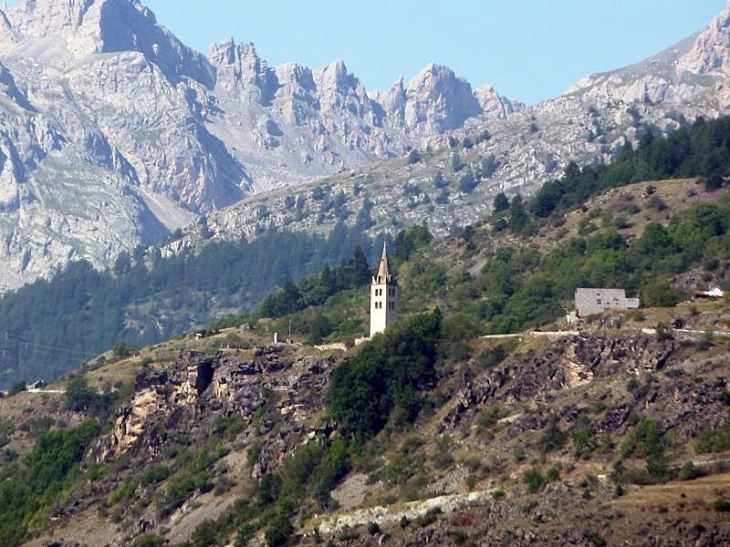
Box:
[475,83,524,120]
[0,0,213,85]
[313,59,364,100]
[209,38,274,102]
[0,0,526,292]
[678,2,730,75]
[402,62,482,133]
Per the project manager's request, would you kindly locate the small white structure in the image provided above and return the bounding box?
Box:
[695,286,725,299]
[370,243,398,337]
[575,288,639,318]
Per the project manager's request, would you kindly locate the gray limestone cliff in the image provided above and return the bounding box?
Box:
[176,4,730,252]
[0,0,523,291]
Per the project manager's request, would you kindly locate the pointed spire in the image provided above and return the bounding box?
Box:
[374,241,395,284]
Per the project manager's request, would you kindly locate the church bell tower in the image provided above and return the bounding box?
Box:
[370,242,398,337]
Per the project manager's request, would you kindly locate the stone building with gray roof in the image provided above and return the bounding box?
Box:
[575,288,640,318]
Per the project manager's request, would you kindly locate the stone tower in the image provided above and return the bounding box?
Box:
[370,242,398,337]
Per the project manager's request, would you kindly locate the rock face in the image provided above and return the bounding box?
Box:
[88,347,335,466]
[187,4,730,250]
[0,0,522,292]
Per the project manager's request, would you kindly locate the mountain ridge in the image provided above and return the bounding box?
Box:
[0,0,523,292]
[181,3,730,254]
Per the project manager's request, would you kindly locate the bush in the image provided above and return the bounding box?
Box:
[407,149,422,164]
[327,310,442,441]
[9,381,26,396]
[523,468,545,494]
[696,419,730,453]
[712,498,730,512]
[265,511,294,547]
[572,415,597,459]
[540,419,567,453]
[493,193,510,213]
[477,344,509,369]
[679,461,703,481]
[135,535,165,547]
[642,280,682,308]
[697,331,714,351]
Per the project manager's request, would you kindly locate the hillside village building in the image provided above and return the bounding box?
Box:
[574,288,640,318]
[370,243,398,337]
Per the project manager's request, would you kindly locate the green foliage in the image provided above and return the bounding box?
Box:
[441,313,479,343]
[9,381,26,395]
[65,377,116,421]
[713,499,730,512]
[696,418,730,453]
[508,195,531,236]
[620,419,667,482]
[529,116,730,219]
[191,519,225,547]
[265,510,294,547]
[523,468,545,494]
[641,280,682,308]
[142,465,170,486]
[583,529,607,547]
[135,535,165,547]
[621,420,664,460]
[407,148,422,164]
[540,418,567,453]
[392,223,433,265]
[0,227,377,389]
[0,421,101,546]
[679,461,703,481]
[327,310,442,441]
[572,415,597,460]
[493,192,510,213]
[259,246,372,319]
[697,331,714,351]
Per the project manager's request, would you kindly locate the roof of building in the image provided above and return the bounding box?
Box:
[374,242,395,284]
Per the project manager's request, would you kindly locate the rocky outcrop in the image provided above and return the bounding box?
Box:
[0,0,522,291]
[185,5,730,255]
[87,347,335,465]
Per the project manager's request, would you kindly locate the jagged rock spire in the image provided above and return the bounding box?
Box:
[373,241,395,285]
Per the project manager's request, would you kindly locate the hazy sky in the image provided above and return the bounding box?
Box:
[8,0,727,104]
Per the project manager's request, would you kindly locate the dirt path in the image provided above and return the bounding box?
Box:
[305,489,496,535]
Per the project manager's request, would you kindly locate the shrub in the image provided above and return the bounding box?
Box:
[524,468,545,493]
[642,280,682,308]
[9,381,26,396]
[696,419,730,453]
[621,420,664,460]
[135,535,165,547]
[697,331,714,351]
[540,419,567,453]
[265,511,294,547]
[572,415,597,459]
[545,466,560,482]
[712,498,730,512]
[679,461,703,481]
[327,310,442,441]
[583,529,607,547]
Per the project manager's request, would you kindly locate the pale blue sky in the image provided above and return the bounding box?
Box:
[7,0,727,104]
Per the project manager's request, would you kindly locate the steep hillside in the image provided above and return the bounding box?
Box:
[2,172,730,546]
[3,113,730,390]
[3,296,730,546]
[0,0,521,292]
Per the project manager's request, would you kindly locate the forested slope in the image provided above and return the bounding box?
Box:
[0,226,377,388]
